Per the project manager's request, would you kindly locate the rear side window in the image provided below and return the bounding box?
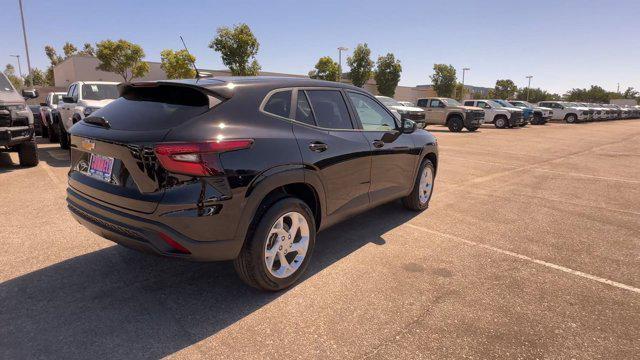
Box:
[306,90,352,129]
[263,90,291,118]
[417,99,428,107]
[295,90,315,126]
[92,85,211,131]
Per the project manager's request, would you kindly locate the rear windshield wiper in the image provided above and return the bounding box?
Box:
[83,116,110,129]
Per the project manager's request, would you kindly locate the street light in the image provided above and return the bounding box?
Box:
[10,54,23,78]
[526,75,533,101]
[17,0,32,76]
[461,67,470,100]
[338,46,348,83]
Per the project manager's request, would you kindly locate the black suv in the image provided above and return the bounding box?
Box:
[67,77,438,290]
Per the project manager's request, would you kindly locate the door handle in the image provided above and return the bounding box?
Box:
[372,140,385,148]
[308,141,328,152]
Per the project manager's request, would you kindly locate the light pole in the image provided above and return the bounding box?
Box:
[17,0,32,76]
[461,67,470,100]
[526,75,533,101]
[338,46,348,83]
[10,54,23,78]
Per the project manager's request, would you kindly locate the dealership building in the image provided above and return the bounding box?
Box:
[53,55,445,102]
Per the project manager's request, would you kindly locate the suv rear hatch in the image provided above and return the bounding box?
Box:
[68,82,225,214]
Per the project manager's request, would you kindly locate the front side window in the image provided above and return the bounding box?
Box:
[306,90,352,129]
[81,84,118,101]
[348,92,396,131]
[67,84,76,98]
[477,101,489,108]
[263,90,291,118]
[429,99,442,108]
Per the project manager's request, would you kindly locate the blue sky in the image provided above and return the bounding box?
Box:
[1,0,639,94]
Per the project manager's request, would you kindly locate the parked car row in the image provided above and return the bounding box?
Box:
[385,97,640,132]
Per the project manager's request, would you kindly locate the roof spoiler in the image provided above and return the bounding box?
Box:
[118,80,234,100]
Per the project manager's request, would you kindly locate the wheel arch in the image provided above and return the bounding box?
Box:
[234,166,325,254]
[445,112,463,125]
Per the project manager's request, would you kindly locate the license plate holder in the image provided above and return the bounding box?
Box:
[88,154,114,182]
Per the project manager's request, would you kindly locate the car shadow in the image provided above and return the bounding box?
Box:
[0,137,69,173]
[0,201,420,359]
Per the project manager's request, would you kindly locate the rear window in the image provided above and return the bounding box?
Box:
[82,84,119,100]
[91,85,211,131]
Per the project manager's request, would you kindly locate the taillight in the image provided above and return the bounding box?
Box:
[154,139,253,176]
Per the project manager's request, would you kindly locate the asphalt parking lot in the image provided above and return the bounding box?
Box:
[1,120,639,359]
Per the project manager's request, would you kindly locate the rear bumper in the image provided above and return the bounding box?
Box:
[0,126,33,147]
[67,187,242,261]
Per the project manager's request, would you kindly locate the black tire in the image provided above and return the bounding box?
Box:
[41,121,49,138]
[402,158,435,211]
[565,114,577,124]
[447,116,464,132]
[59,121,70,149]
[518,122,527,127]
[48,123,59,142]
[234,197,316,291]
[494,116,508,129]
[531,114,542,125]
[18,138,39,167]
[466,126,478,132]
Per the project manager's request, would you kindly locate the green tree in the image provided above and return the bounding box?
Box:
[24,68,46,87]
[622,87,638,99]
[3,64,23,89]
[45,45,63,65]
[45,66,55,86]
[455,82,469,100]
[209,23,261,76]
[160,49,196,79]
[493,79,518,99]
[308,56,340,81]
[78,43,96,56]
[430,64,457,97]
[374,53,402,97]
[565,85,610,103]
[95,39,150,82]
[347,43,374,87]
[63,42,78,57]
[514,87,559,103]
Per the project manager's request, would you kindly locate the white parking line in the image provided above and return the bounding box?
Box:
[530,168,640,184]
[40,161,66,192]
[405,223,640,295]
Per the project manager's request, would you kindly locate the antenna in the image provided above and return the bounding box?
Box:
[179,36,200,78]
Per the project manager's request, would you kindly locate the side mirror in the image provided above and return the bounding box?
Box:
[39,102,48,107]
[401,118,417,134]
[21,89,38,99]
[439,103,446,108]
[62,96,76,103]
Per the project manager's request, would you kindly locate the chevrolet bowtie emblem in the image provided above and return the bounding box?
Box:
[81,139,95,151]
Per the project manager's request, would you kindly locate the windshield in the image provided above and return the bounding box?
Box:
[488,100,506,108]
[82,84,119,101]
[377,96,401,107]
[511,100,532,107]
[0,73,15,92]
[441,98,461,106]
[493,100,511,107]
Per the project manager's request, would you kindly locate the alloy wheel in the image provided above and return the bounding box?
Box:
[264,212,310,279]
[419,167,434,204]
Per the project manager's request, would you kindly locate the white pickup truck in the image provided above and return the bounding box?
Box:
[55,81,119,149]
[537,101,592,123]
[463,99,523,128]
